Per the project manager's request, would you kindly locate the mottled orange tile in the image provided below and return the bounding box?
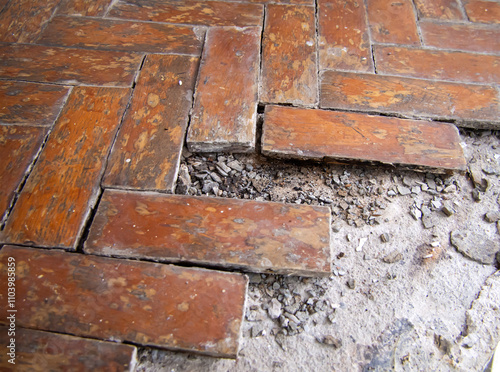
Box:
[367,0,420,45]
[0,44,142,87]
[57,0,113,16]
[261,4,317,105]
[0,327,137,371]
[320,71,500,127]
[421,20,500,53]
[187,27,260,152]
[0,125,48,223]
[318,0,373,72]
[85,190,332,276]
[0,81,70,126]
[262,105,466,172]
[103,55,198,192]
[0,87,130,249]
[414,0,464,20]
[0,0,59,43]
[374,45,500,84]
[108,0,264,26]
[38,16,204,55]
[0,246,248,358]
[465,0,500,24]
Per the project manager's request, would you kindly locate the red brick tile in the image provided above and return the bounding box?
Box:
[57,0,113,16]
[465,0,500,24]
[367,0,420,45]
[225,0,313,4]
[262,105,466,172]
[0,0,7,11]
[108,0,264,27]
[0,87,130,249]
[0,327,137,371]
[261,4,317,105]
[0,246,248,358]
[320,71,500,127]
[38,16,204,55]
[103,55,198,192]
[0,125,47,223]
[0,0,59,43]
[85,190,332,276]
[421,20,500,53]
[318,0,373,72]
[0,44,142,87]
[187,27,260,152]
[0,82,70,126]
[413,0,464,20]
[374,45,500,84]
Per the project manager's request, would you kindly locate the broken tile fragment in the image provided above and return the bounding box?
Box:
[0,246,248,358]
[103,54,198,192]
[0,326,137,371]
[261,4,317,105]
[262,105,467,172]
[85,190,332,276]
[187,27,260,152]
[1,87,130,249]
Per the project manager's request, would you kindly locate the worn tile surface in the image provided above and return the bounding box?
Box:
[57,0,113,16]
[38,16,204,55]
[414,0,464,20]
[464,0,500,24]
[0,125,48,223]
[420,20,500,53]
[374,45,500,84]
[0,246,248,358]
[0,87,130,249]
[367,0,420,45]
[0,0,60,43]
[318,0,373,72]
[103,54,198,192]
[108,0,264,27]
[320,71,500,125]
[0,81,70,126]
[187,27,260,152]
[261,4,317,105]
[85,190,332,276]
[0,44,142,87]
[262,105,467,172]
[0,326,137,371]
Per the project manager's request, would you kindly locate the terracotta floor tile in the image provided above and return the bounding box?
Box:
[0,81,70,126]
[38,16,204,55]
[464,0,500,24]
[84,190,332,277]
[366,0,420,45]
[187,27,260,153]
[0,246,248,358]
[420,20,500,54]
[0,44,142,87]
[320,71,500,126]
[0,87,130,249]
[262,105,466,172]
[374,45,500,84]
[0,125,48,223]
[57,0,113,16]
[108,0,264,27]
[103,54,198,192]
[413,0,464,20]
[261,4,317,106]
[0,326,137,371]
[0,0,60,43]
[318,0,373,72]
